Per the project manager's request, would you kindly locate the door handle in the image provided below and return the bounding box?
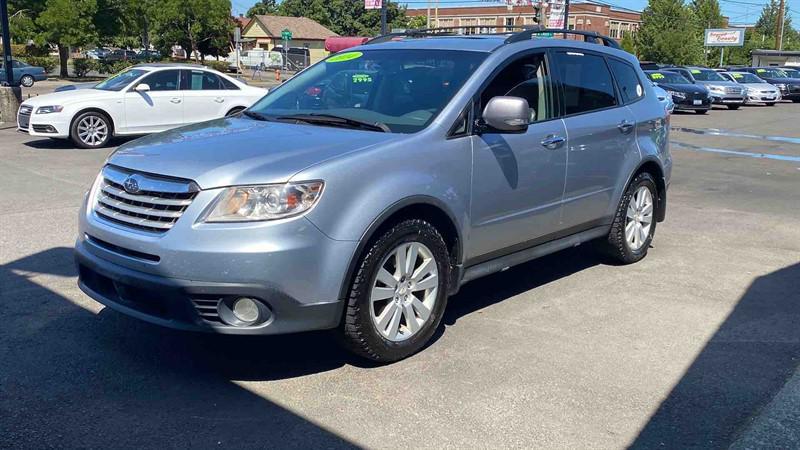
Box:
[214,97,225,103]
[540,135,566,150]
[170,98,182,104]
[617,120,634,134]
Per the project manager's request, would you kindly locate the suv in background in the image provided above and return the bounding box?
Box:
[665,66,745,109]
[738,67,800,102]
[75,29,671,362]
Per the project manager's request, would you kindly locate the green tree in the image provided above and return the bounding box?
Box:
[8,0,47,44]
[278,0,407,36]
[406,15,428,30]
[636,0,704,65]
[691,0,724,65]
[247,0,279,17]
[620,31,636,55]
[37,0,99,77]
[151,0,232,61]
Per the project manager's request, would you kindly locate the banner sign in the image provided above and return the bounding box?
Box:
[547,0,566,29]
[365,0,382,9]
[704,28,745,47]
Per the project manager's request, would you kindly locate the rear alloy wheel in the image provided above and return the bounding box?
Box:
[20,75,35,87]
[599,172,657,264]
[70,111,112,149]
[341,219,449,362]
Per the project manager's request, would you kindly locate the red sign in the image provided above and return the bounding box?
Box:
[365,0,382,9]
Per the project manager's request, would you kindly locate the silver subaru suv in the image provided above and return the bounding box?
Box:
[76,28,671,362]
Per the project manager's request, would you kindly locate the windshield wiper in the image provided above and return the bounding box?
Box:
[276,114,389,132]
[242,110,272,121]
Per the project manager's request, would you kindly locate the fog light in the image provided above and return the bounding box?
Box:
[232,297,260,323]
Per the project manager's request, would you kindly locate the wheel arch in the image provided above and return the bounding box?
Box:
[337,196,464,301]
[631,158,667,222]
[225,105,247,116]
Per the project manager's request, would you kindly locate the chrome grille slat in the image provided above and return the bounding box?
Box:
[97,192,184,218]
[101,184,194,206]
[95,204,174,230]
[93,167,198,233]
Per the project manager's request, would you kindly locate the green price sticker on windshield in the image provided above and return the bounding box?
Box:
[352,73,373,83]
[327,51,363,63]
[691,69,701,74]
[733,73,743,78]
[651,73,665,80]
[757,68,766,73]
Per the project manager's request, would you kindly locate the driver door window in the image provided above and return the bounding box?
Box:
[124,69,183,132]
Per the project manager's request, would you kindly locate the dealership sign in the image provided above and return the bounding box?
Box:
[704,28,745,47]
[364,0,381,9]
[547,0,566,29]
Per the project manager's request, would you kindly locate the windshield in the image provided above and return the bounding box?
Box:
[754,68,788,78]
[247,49,487,133]
[729,72,762,83]
[648,71,690,84]
[95,68,147,91]
[691,69,726,81]
[783,68,800,78]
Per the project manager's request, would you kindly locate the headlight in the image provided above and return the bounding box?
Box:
[708,85,723,92]
[667,90,686,100]
[35,105,64,114]
[775,83,787,90]
[203,181,324,222]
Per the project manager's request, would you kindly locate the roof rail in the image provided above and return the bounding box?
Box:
[365,25,621,50]
[505,26,621,49]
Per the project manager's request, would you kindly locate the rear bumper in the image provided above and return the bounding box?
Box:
[75,240,344,334]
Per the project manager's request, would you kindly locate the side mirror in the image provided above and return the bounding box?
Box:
[480,96,529,133]
[134,83,150,92]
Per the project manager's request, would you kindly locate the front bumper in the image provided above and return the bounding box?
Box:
[673,96,711,111]
[709,94,745,105]
[745,92,780,103]
[17,110,70,138]
[76,187,358,335]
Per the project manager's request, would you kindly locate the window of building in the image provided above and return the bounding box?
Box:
[505,17,515,28]
[551,51,617,115]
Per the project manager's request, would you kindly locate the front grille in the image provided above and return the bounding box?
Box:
[725,87,743,95]
[191,296,223,324]
[93,166,199,233]
[17,105,32,130]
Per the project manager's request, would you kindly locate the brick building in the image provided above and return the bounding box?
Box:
[407,1,641,41]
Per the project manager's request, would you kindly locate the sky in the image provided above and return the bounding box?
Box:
[230,0,800,27]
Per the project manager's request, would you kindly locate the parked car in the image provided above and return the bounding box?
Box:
[737,67,800,102]
[778,67,800,79]
[105,49,137,61]
[85,48,111,60]
[652,84,675,113]
[664,66,745,109]
[135,49,162,61]
[645,70,711,114]
[17,63,267,148]
[74,30,671,362]
[0,60,48,87]
[720,71,780,105]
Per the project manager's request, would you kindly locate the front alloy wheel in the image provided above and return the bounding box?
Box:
[370,242,439,342]
[625,186,654,252]
[70,112,112,148]
[20,75,35,87]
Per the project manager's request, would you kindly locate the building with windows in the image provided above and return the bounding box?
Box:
[407,1,641,41]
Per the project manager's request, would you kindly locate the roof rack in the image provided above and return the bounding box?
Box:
[366,25,620,50]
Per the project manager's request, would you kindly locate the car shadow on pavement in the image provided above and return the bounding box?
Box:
[0,247,357,448]
[23,136,137,150]
[630,262,800,449]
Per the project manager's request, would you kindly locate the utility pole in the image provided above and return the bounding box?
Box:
[1,0,15,86]
[775,0,785,51]
[380,0,388,35]
[427,0,431,28]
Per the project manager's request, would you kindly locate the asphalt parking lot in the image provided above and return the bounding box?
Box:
[1,97,799,448]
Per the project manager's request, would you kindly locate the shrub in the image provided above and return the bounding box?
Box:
[97,60,134,75]
[0,44,27,57]
[73,58,98,78]
[203,60,230,73]
[20,56,58,74]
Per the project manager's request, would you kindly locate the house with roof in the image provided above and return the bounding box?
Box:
[241,15,338,64]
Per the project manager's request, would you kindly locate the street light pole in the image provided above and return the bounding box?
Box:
[1,0,16,86]
[381,0,388,35]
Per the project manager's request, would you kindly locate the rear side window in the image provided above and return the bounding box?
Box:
[139,70,180,91]
[608,59,643,104]
[552,51,617,115]
[182,70,223,90]
[220,76,240,90]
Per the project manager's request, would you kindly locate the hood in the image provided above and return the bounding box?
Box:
[695,80,740,88]
[108,117,403,189]
[54,82,98,92]
[22,88,115,107]
[655,83,707,94]
[740,82,779,91]
[759,77,800,84]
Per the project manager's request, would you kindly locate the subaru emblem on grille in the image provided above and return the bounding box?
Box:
[123,175,141,194]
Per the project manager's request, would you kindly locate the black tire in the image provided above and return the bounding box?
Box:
[599,172,658,264]
[727,104,740,110]
[695,109,708,114]
[340,219,450,363]
[20,75,35,87]
[70,111,113,149]
[766,102,776,106]
[226,107,245,117]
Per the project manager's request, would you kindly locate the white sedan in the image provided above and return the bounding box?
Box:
[17,63,267,148]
